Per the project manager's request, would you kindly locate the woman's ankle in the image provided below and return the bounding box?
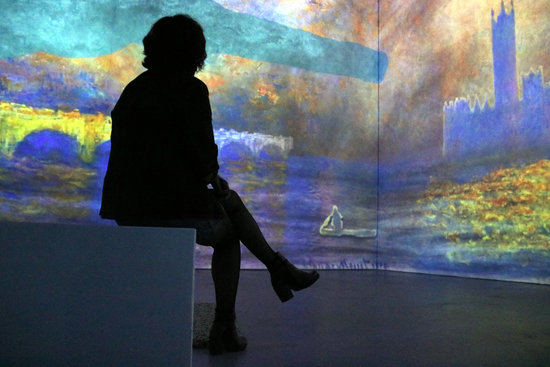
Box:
[266,251,284,272]
[214,309,236,322]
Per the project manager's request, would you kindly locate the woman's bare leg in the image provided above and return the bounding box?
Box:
[211,237,241,315]
[218,190,278,268]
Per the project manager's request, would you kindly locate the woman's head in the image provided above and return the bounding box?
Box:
[142,14,207,74]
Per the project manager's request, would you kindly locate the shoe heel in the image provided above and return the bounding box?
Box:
[273,282,294,302]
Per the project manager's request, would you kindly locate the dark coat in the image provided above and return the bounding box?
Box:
[100,70,223,220]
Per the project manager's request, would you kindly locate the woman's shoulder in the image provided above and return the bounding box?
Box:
[117,71,151,98]
[188,76,209,94]
[126,70,154,88]
[117,72,209,107]
[133,71,208,92]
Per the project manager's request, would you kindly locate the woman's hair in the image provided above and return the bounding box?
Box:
[142,14,207,74]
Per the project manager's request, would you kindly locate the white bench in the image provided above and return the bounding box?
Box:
[0,221,196,367]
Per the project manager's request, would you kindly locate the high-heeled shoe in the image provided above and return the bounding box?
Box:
[269,252,320,302]
[208,312,247,355]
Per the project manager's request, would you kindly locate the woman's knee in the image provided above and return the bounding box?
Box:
[195,215,238,247]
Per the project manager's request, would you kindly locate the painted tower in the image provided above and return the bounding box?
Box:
[492,1,518,107]
[443,1,549,158]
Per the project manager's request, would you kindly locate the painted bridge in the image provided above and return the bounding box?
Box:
[0,102,293,163]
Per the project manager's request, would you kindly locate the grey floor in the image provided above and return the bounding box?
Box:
[193,269,550,367]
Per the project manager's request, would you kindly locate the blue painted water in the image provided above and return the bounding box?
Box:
[1,142,548,282]
[0,146,378,268]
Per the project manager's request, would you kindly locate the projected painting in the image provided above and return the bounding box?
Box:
[378,0,549,283]
[0,0,548,283]
[0,0,383,269]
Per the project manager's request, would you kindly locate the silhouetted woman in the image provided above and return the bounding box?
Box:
[100,14,319,355]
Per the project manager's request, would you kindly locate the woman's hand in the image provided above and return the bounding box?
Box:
[212,174,231,199]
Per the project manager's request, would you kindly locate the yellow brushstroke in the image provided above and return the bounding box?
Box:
[0,101,111,162]
[419,160,550,255]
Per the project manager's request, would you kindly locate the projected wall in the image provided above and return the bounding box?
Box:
[0,0,548,283]
[378,0,549,284]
